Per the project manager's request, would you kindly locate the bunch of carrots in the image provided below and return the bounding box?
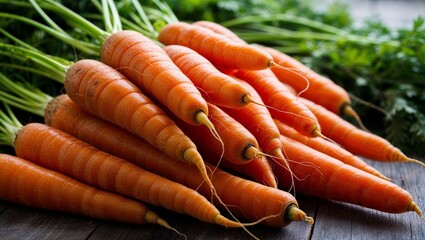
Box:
[0,0,423,239]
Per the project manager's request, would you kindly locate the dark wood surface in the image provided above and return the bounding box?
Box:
[1,158,424,240]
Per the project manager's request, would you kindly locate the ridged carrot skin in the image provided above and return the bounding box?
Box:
[13,123,241,227]
[158,21,274,70]
[192,20,246,44]
[273,118,387,179]
[170,102,262,164]
[100,30,209,126]
[300,98,414,163]
[163,44,252,108]
[44,95,307,227]
[274,135,421,215]
[263,46,352,116]
[219,78,291,177]
[0,153,167,226]
[64,59,194,163]
[232,69,321,137]
[63,59,217,193]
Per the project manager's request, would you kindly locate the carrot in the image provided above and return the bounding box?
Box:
[0,107,243,228]
[219,78,293,186]
[43,95,312,227]
[262,46,364,125]
[300,98,423,165]
[169,102,263,164]
[100,30,213,126]
[163,44,253,108]
[274,135,422,215]
[273,118,388,180]
[0,153,176,230]
[158,21,282,71]
[0,44,216,200]
[192,20,246,44]
[231,68,321,137]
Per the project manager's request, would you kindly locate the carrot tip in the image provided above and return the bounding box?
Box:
[183,147,215,188]
[214,215,243,228]
[195,110,212,128]
[408,201,423,216]
[341,105,369,131]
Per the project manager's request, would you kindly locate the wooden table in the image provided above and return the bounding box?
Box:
[1,158,424,240]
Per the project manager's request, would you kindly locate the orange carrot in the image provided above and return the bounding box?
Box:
[274,135,422,215]
[101,30,213,128]
[158,21,275,70]
[168,102,262,164]
[163,44,253,108]
[44,95,312,227]
[219,78,293,184]
[231,68,321,137]
[300,98,422,164]
[192,20,246,44]
[273,118,387,180]
[262,46,362,123]
[63,59,216,193]
[6,122,242,228]
[0,153,174,229]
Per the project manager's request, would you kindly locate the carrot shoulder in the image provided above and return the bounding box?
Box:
[0,153,171,228]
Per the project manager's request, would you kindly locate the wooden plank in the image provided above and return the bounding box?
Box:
[0,201,98,240]
[310,159,425,240]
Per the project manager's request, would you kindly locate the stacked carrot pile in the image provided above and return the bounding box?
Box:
[0,0,422,239]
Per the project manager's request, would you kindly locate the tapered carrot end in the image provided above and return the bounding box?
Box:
[156,217,186,239]
[144,210,185,238]
[406,157,425,168]
[284,204,314,224]
[377,172,392,181]
[341,105,369,131]
[183,147,215,190]
[408,201,423,216]
[214,215,244,228]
